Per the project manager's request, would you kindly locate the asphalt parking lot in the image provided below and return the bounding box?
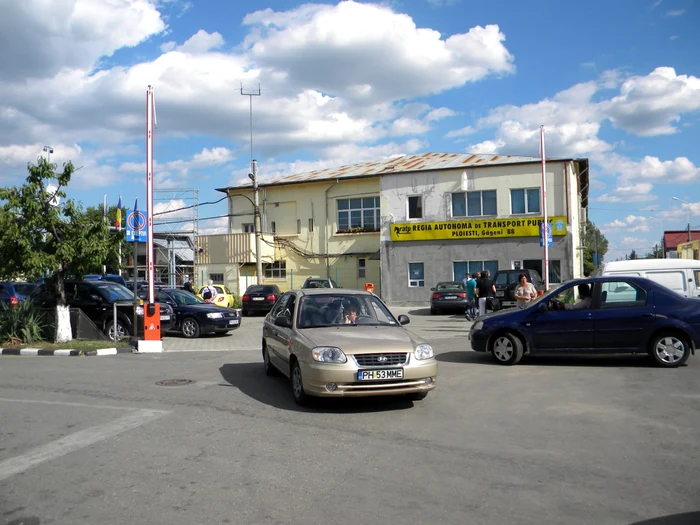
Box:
[1,308,699,525]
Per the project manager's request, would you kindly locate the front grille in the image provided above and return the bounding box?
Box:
[223,311,238,318]
[353,353,408,366]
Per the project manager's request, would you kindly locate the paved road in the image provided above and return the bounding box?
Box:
[1,314,699,525]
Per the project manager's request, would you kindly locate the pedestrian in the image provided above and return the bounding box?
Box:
[183,275,194,294]
[464,273,477,320]
[513,273,537,308]
[202,279,218,303]
[476,270,496,317]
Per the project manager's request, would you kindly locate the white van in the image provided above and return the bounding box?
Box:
[596,259,700,298]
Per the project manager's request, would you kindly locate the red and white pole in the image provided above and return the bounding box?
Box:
[146,85,155,304]
[540,125,549,290]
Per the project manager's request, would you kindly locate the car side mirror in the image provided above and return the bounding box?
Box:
[430,287,435,291]
[274,316,292,328]
[397,314,410,326]
[537,302,548,313]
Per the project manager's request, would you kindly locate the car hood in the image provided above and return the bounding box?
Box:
[299,325,421,354]
[177,303,235,314]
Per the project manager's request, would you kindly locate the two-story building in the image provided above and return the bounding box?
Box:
[214,152,589,303]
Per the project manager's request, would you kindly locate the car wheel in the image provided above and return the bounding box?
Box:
[105,320,130,341]
[181,317,200,339]
[408,391,428,401]
[490,332,523,365]
[262,342,277,376]
[649,333,690,368]
[430,307,436,315]
[291,359,309,405]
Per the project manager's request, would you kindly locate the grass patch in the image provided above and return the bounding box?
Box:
[3,340,132,351]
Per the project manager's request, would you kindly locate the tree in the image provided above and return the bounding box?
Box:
[582,220,608,274]
[0,158,112,343]
[84,203,133,274]
[628,250,638,260]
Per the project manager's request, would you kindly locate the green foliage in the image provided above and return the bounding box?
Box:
[84,203,133,274]
[232,295,243,309]
[0,301,46,345]
[583,220,609,273]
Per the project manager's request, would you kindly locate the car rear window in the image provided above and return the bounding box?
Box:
[494,272,517,285]
[247,286,276,294]
[14,283,36,295]
[436,283,465,291]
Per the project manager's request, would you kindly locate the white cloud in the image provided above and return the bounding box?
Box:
[199,217,229,235]
[162,30,225,54]
[425,107,457,121]
[191,147,235,166]
[0,0,165,81]
[595,152,700,184]
[597,183,654,203]
[390,118,431,136]
[445,125,476,138]
[603,215,654,233]
[665,9,685,16]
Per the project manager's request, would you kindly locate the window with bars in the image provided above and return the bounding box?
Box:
[511,188,541,214]
[451,190,497,217]
[209,273,224,283]
[308,218,314,232]
[337,196,380,232]
[264,261,286,279]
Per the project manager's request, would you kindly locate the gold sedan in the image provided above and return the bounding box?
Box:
[262,289,438,405]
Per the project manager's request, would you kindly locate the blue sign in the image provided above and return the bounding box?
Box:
[126,210,148,243]
[540,222,553,247]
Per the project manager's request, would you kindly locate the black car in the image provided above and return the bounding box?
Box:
[142,288,240,338]
[241,284,282,316]
[301,277,338,289]
[469,276,699,367]
[0,281,37,307]
[30,280,174,340]
[492,269,545,308]
[430,281,467,315]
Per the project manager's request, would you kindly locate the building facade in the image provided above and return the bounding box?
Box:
[214,153,589,303]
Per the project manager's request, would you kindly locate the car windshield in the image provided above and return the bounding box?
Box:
[93,282,135,301]
[166,290,205,305]
[305,280,332,288]
[436,282,464,291]
[297,294,397,328]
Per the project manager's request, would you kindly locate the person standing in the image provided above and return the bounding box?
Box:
[465,273,477,320]
[476,270,496,317]
[183,275,194,294]
[202,279,218,302]
[513,273,537,308]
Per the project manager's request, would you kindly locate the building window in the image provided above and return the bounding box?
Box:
[511,188,540,214]
[271,221,276,234]
[407,195,423,219]
[453,261,498,280]
[242,223,254,233]
[337,196,380,232]
[264,261,286,279]
[297,219,301,234]
[358,258,366,278]
[408,262,424,287]
[451,190,497,217]
[209,273,224,283]
[308,218,314,232]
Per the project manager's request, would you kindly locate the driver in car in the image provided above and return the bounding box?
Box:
[565,283,592,310]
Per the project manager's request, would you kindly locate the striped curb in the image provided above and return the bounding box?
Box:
[0,346,134,357]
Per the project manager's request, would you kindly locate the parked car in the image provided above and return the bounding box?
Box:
[84,274,128,287]
[301,277,338,289]
[262,289,438,405]
[469,276,699,367]
[596,258,700,298]
[430,281,467,315]
[30,280,174,340]
[492,268,545,308]
[0,281,37,307]
[195,284,236,308]
[241,284,281,316]
[139,288,240,338]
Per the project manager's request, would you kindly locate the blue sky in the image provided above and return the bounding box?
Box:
[1,0,698,259]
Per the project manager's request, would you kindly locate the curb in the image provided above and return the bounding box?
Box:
[0,346,135,357]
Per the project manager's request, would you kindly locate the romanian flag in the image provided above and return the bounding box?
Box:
[115,196,122,229]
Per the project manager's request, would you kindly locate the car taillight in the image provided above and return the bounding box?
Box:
[266,295,277,301]
[10,296,19,307]
[242,295,250,301]
[457,293,467,298]
[431,293,440,299]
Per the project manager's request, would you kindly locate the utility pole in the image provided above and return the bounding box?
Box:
[43,146,53,164]
[241,83,263,285]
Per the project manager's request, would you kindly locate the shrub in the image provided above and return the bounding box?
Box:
[0,300,46,345]
[232,295,243,309]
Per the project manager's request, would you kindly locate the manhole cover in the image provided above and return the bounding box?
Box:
[155,379,195,387]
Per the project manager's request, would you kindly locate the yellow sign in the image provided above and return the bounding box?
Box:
[390,216,567,242]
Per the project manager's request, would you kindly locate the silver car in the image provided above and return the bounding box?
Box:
[262,289,438,405]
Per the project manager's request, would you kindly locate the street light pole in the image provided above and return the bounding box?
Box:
[672,196,691,242]
[250,160,263,285]
[43,146,53,164]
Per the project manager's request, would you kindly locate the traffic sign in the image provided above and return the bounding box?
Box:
[126,210,148,243]
[540,221,553,247]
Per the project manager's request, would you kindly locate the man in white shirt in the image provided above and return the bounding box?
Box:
[565,283,591,310]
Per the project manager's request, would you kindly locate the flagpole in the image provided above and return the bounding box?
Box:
[103,194,108,274]
[540,125,549,290]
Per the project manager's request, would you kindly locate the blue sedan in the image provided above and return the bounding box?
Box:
[469,276,699,367]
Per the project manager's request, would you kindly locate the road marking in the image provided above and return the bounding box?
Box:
[0,398,166,412]
[0,409,168,482]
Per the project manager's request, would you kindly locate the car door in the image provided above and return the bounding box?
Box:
[264,293,291,370]
[589,280,653,351]
[273,294,297,367]
[71,283,106,327]
[156,290,179,330]
[526,283,595,351]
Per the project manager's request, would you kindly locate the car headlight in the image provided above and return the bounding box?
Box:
[472,320,483,331]
[311,347,347,363]
[415,343,434,360]
[136,306,144,316]
[207,312,224,319]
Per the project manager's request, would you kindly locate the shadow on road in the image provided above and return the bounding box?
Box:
[218,363,416,413]
[436,351,495,365]
[628,512,700,525]
[407,308,467,317]
[436,350,661,368]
